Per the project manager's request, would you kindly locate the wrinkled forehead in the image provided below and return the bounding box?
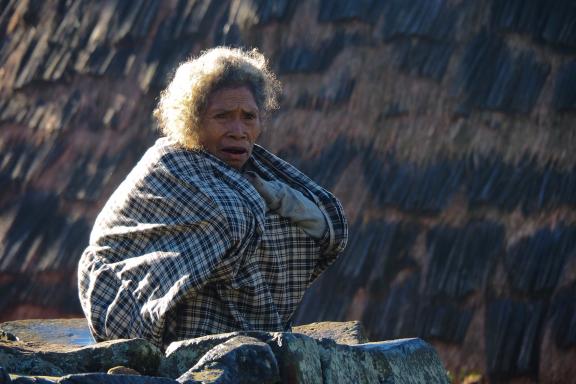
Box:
[205,86,260,112]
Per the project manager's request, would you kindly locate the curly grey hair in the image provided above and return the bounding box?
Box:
[153,46,282,149]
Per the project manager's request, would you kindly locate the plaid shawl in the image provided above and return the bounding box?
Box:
[78,138,348,347]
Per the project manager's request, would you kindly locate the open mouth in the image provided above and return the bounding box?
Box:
[221,147,247,155]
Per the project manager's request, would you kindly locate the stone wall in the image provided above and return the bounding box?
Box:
[1,0,575,382]
[0,320,449,383]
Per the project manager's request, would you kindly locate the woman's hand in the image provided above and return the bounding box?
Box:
[245,172,327,239]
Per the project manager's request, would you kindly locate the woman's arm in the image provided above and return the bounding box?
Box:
[78,161,244,347]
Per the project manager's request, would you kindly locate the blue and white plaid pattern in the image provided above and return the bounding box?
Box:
[78,138,348,347]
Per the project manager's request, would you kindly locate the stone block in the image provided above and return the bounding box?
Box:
[0,338,163,377]
[0,319,450,383]
[0,345,65,377]
[58,373,176,384]
[107,366,140,376]
[46,339,163,376]
[160,334,232,378]
[266,332,322,384]
[308,337,450,384]
[0,367,10,383]
[318,338,386,383]
[354,338,449,383]
[12,376,55,384]
[178,336,280,384]
[159,331,271,378]
[293,321,368,345]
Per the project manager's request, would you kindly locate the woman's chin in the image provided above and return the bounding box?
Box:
[217,151,249,169]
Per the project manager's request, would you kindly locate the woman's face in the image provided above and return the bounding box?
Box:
[198,86,262,170]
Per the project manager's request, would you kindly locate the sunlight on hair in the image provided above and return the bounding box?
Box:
[153,46,282,149]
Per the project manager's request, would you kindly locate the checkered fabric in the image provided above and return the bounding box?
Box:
[78,138,348,348]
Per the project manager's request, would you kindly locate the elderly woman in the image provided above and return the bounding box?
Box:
[78,47,348,348]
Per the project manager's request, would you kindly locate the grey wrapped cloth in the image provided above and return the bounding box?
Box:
[244,171,327,239]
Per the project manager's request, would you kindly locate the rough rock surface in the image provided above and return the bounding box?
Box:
[179,336,280,384]
[355,339,448,384]
[57,373,176,384]
[268,332,323,384]
[0,319,447,383]
[107,367,141,376]
[1,0,576,382]
[1,367,10,383]
[159,332,272,379]
[293,320,368,344]
[0,338,163,376]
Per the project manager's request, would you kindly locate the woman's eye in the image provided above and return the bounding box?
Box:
[244,113,256,120]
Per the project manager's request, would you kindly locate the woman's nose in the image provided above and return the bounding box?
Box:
[227,118,247,138]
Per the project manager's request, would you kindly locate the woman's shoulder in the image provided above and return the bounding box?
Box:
[92,139,228,239]
[142,137,206,178]
[102,138,215,214]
